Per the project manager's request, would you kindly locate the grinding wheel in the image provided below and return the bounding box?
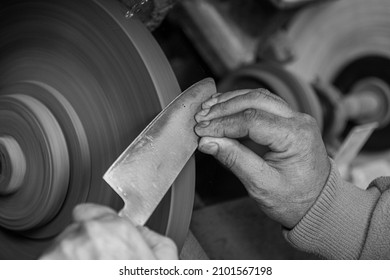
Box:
[286,0,390,150]
[0,0,194,259]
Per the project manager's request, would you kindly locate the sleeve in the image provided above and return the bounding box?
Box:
[283,159,390,259]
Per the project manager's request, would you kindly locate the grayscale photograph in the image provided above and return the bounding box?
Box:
[0,0,389,266]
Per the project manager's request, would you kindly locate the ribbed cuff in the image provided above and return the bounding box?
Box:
[284,160,381,259]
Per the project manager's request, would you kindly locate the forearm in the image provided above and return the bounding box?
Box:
[284,160,385,259]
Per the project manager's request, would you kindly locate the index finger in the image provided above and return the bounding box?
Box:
[195,109,292,153]
[196,89,294,123]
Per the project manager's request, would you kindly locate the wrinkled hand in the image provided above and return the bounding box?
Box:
[194,89,331,229]
[40,204,178,260]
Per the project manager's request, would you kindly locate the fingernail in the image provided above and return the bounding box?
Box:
[200,142,219,154]
[212,92,223,98]
[198,121,210,128]
[202,98,218,109]
[197,108,210,117]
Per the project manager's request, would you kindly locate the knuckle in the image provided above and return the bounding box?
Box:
[247,88,272,102]
[296,113,319,141]
[277,127,297,150]
[221,150,238,170]
[251,88,290,107]
[264,92,289,107]
[214,101,228,112]
[256,88,272,96]
[212,121,225,136]
[243,108,258,123]
[271,93,288,104]
[214,117,237,137]
[247,90,263,100]
[302,114,319,131]
[301,113,317,125]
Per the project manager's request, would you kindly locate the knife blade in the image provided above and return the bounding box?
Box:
[103,78,216,225]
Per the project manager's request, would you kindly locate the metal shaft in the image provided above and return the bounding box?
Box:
[341,78,390,126]
[342,91,381,122]
[0,136,26,195]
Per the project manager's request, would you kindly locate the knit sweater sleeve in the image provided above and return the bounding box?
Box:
[283,160,390,259]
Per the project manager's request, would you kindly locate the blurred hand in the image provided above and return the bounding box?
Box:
[40,203,178,260]
[194,89,331,229]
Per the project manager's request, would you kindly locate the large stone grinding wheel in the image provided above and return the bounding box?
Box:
[286,0,390,151]
[0,0,195,259]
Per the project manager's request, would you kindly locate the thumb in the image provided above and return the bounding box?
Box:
[198,137,276,188]
[198,137,262,171]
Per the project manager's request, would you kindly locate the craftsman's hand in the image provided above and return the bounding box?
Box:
[40,204,178,260]
[194,89,331,229]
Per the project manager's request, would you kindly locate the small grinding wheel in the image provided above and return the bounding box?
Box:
[286,0,390,151]
[0,0,195,259]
